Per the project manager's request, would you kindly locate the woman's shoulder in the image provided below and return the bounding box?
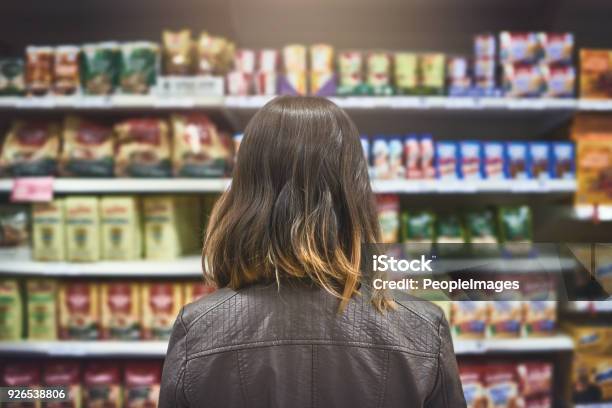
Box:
[181,287,238,328]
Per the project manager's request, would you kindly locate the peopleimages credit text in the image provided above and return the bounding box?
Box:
[371,254,520,293]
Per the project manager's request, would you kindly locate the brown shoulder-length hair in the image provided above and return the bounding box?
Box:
[203,95,393,311]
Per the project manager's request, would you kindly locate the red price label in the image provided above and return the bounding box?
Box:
[10,177,54,202]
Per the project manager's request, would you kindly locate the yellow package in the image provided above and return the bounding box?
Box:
[573,352,612,402]
[100,282,141,340]
[65,197,100,262]
[451,301,487,339]
[565,323,612,354]
[487,301,522,338]
[26,279,57,340]
[143,196,181,259]
[58,281,99,340]
[142,282,183,340]
[100,196,141,260]
[32,199,65,261]
[0,279,22,340]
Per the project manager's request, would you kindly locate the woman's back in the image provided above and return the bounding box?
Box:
[160,284,464,408]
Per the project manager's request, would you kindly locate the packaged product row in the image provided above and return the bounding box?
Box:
[0,30,586,98]
[375,197,532,245]
[1,359,162,408]
[0,278,215,341]
[362,135,575,181]
[0,115,233,178]
[459,360,553,408]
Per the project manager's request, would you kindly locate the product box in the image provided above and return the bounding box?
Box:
[337,51,363,95]
[2,362,40,394]
[524,300,556,337]
[143,196,181,259]
[500,32,542,63]
[142,282,183,340]
[366,52,393,95]
[401,211,435,244]
[83,362,122,408]
[404,135,421,179]
[528,142,552,180]
[420,135,436,179]
[26,279,57,340]
[459,141,483,179]
[484,364,522,408]
[61,116,115,177]
[65,196,101,262]
[517,363,553,403]
[0,279,22,340]
[388,136,404,179]
[572,353,612,403]
[482,142,506,179]
[26,45,54,95]
[541,32,574,64]
[100,196,141,260]
[505,142,530,179]
[376,194,399,244]
[447,56,472,96]
[53,45,80,95]
[43,361,82,407]
[32,199,66,261]
[474,58,496,94]
[502,62,545,97]
[579,49,612,99]
[542,63,575,98]
[459,365,486,408]
[58,281,100,340]
[465,210,497,244]
[552,142,575,179]
[394,53,418,95]
[474,33,496,59]
[124,362,162,408]
[436,141,460,179]
[420,53,445,95]
[0,58,25,95]
[100,282,141,340]
[372,137,391,179]
[451,301,487,339]
[488,301,522,338]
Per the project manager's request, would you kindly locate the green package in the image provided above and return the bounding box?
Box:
[401,211,435,243]
[119,42,159,94]
[498,206,532,242]
[394,53,418,95]
[466,209,498,244]
[436,213,466,243]
[0,279,22,340]
[81,42,119,95]
[420,53,445,95]
[27,279,57,340]
[0,58,25,96]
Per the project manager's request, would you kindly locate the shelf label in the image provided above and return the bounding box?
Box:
[11,177,54,202]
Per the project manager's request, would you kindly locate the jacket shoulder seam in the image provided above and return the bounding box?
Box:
[184,291,239,331]
[394,300,440,331]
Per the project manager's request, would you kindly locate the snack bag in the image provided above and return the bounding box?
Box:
[542,63,575,98]
[459,141,483,180]
[436,142,459,179]
[451,301,487,338]
[459,365,486,408]
[420,53,445,95]
[466,209,497,244]
[401,211,435,244]
[366,52,393,95]
[53,45,80,95]
[142,282,183,340]
[26,279,57,340]
[310,44,334,95]
[25,45,54,95]
[572,353,612,403]
[119,41,159,94]
[196,32,235,75]
[2,363,41,408]
[500,32,542,63]
[1,120,60,176]
[565,323,612,355]
[372,136,391,179]
[171,114,232,177]
[529,142,552,180]
[498,206,532,243]
[100,282,141,340]
[581,50,612,98]
[0,279,22,340]
[505,142,530,179]
[485,364,523,408]
[83,362,122,408]
[388,136,404,179]
[0,58,25,96]
[58,281,99,340]
[551,142,575,179]
[184,281,216,304]
[482,142,505,179]
[0,205,29,247]
[61,116,114,177]
[404,135,421,179]
[43,360,82,407]
[517,362,553,402]
[474,33,496,59]
[65,196,100,262]
[488,301,522,338]
[32,200,65,261]
[420,135,436,179]
[143,196,182,259]
[541,32,574,64]
[394,53,418,95]
[337,51,363,95]
[80,42,119,95]
[114,118,171,177]
[525,301,556,336]
[124,362,162,408]
[502,62,545,97]
[162,29,194,75]
[436,214,465,243]
[100,196,141,260]
[376,194,399,244]
[447,56,471,96]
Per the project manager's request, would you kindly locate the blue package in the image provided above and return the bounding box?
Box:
[529,142,552,180]
[551,142,575,179]
[388,135,404,179]
[372,135,390,179]
[436,141,460,179]
[459,141,483,179]
[482,142,506,179]
[505,142,530,179]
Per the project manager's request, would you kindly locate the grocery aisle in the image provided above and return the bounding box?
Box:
[0,1,611,407]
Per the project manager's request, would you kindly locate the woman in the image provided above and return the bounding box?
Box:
[159,96,465,408]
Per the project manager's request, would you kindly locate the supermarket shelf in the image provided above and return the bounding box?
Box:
[0,178,576,195]
[567,300,612,312]
[0,336,574,357]
[0,251,202,277]
[0,95,598,111]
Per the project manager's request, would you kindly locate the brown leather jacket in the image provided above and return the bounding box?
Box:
[159,283,466,408]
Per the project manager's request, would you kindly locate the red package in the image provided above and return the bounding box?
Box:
[124,361,162,408]
[404,136,421,179]
[2,362,40,408]
[484,364,523,408]
[43,360,82,408]
[458,364,486,408]
[518,362,553,399]
[83,362,122,408]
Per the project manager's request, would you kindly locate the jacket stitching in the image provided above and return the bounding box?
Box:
[185,291,240,331]
[235,350,250,406]
[311,345,316,408]
[186,340,438,361]
[424,315,443,406]
[394,301,438,330]
[376,350,390,408]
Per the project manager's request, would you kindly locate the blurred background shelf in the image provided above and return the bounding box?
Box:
[567,300,612,312]
[0,336,574,357]
[0,178,576,195]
